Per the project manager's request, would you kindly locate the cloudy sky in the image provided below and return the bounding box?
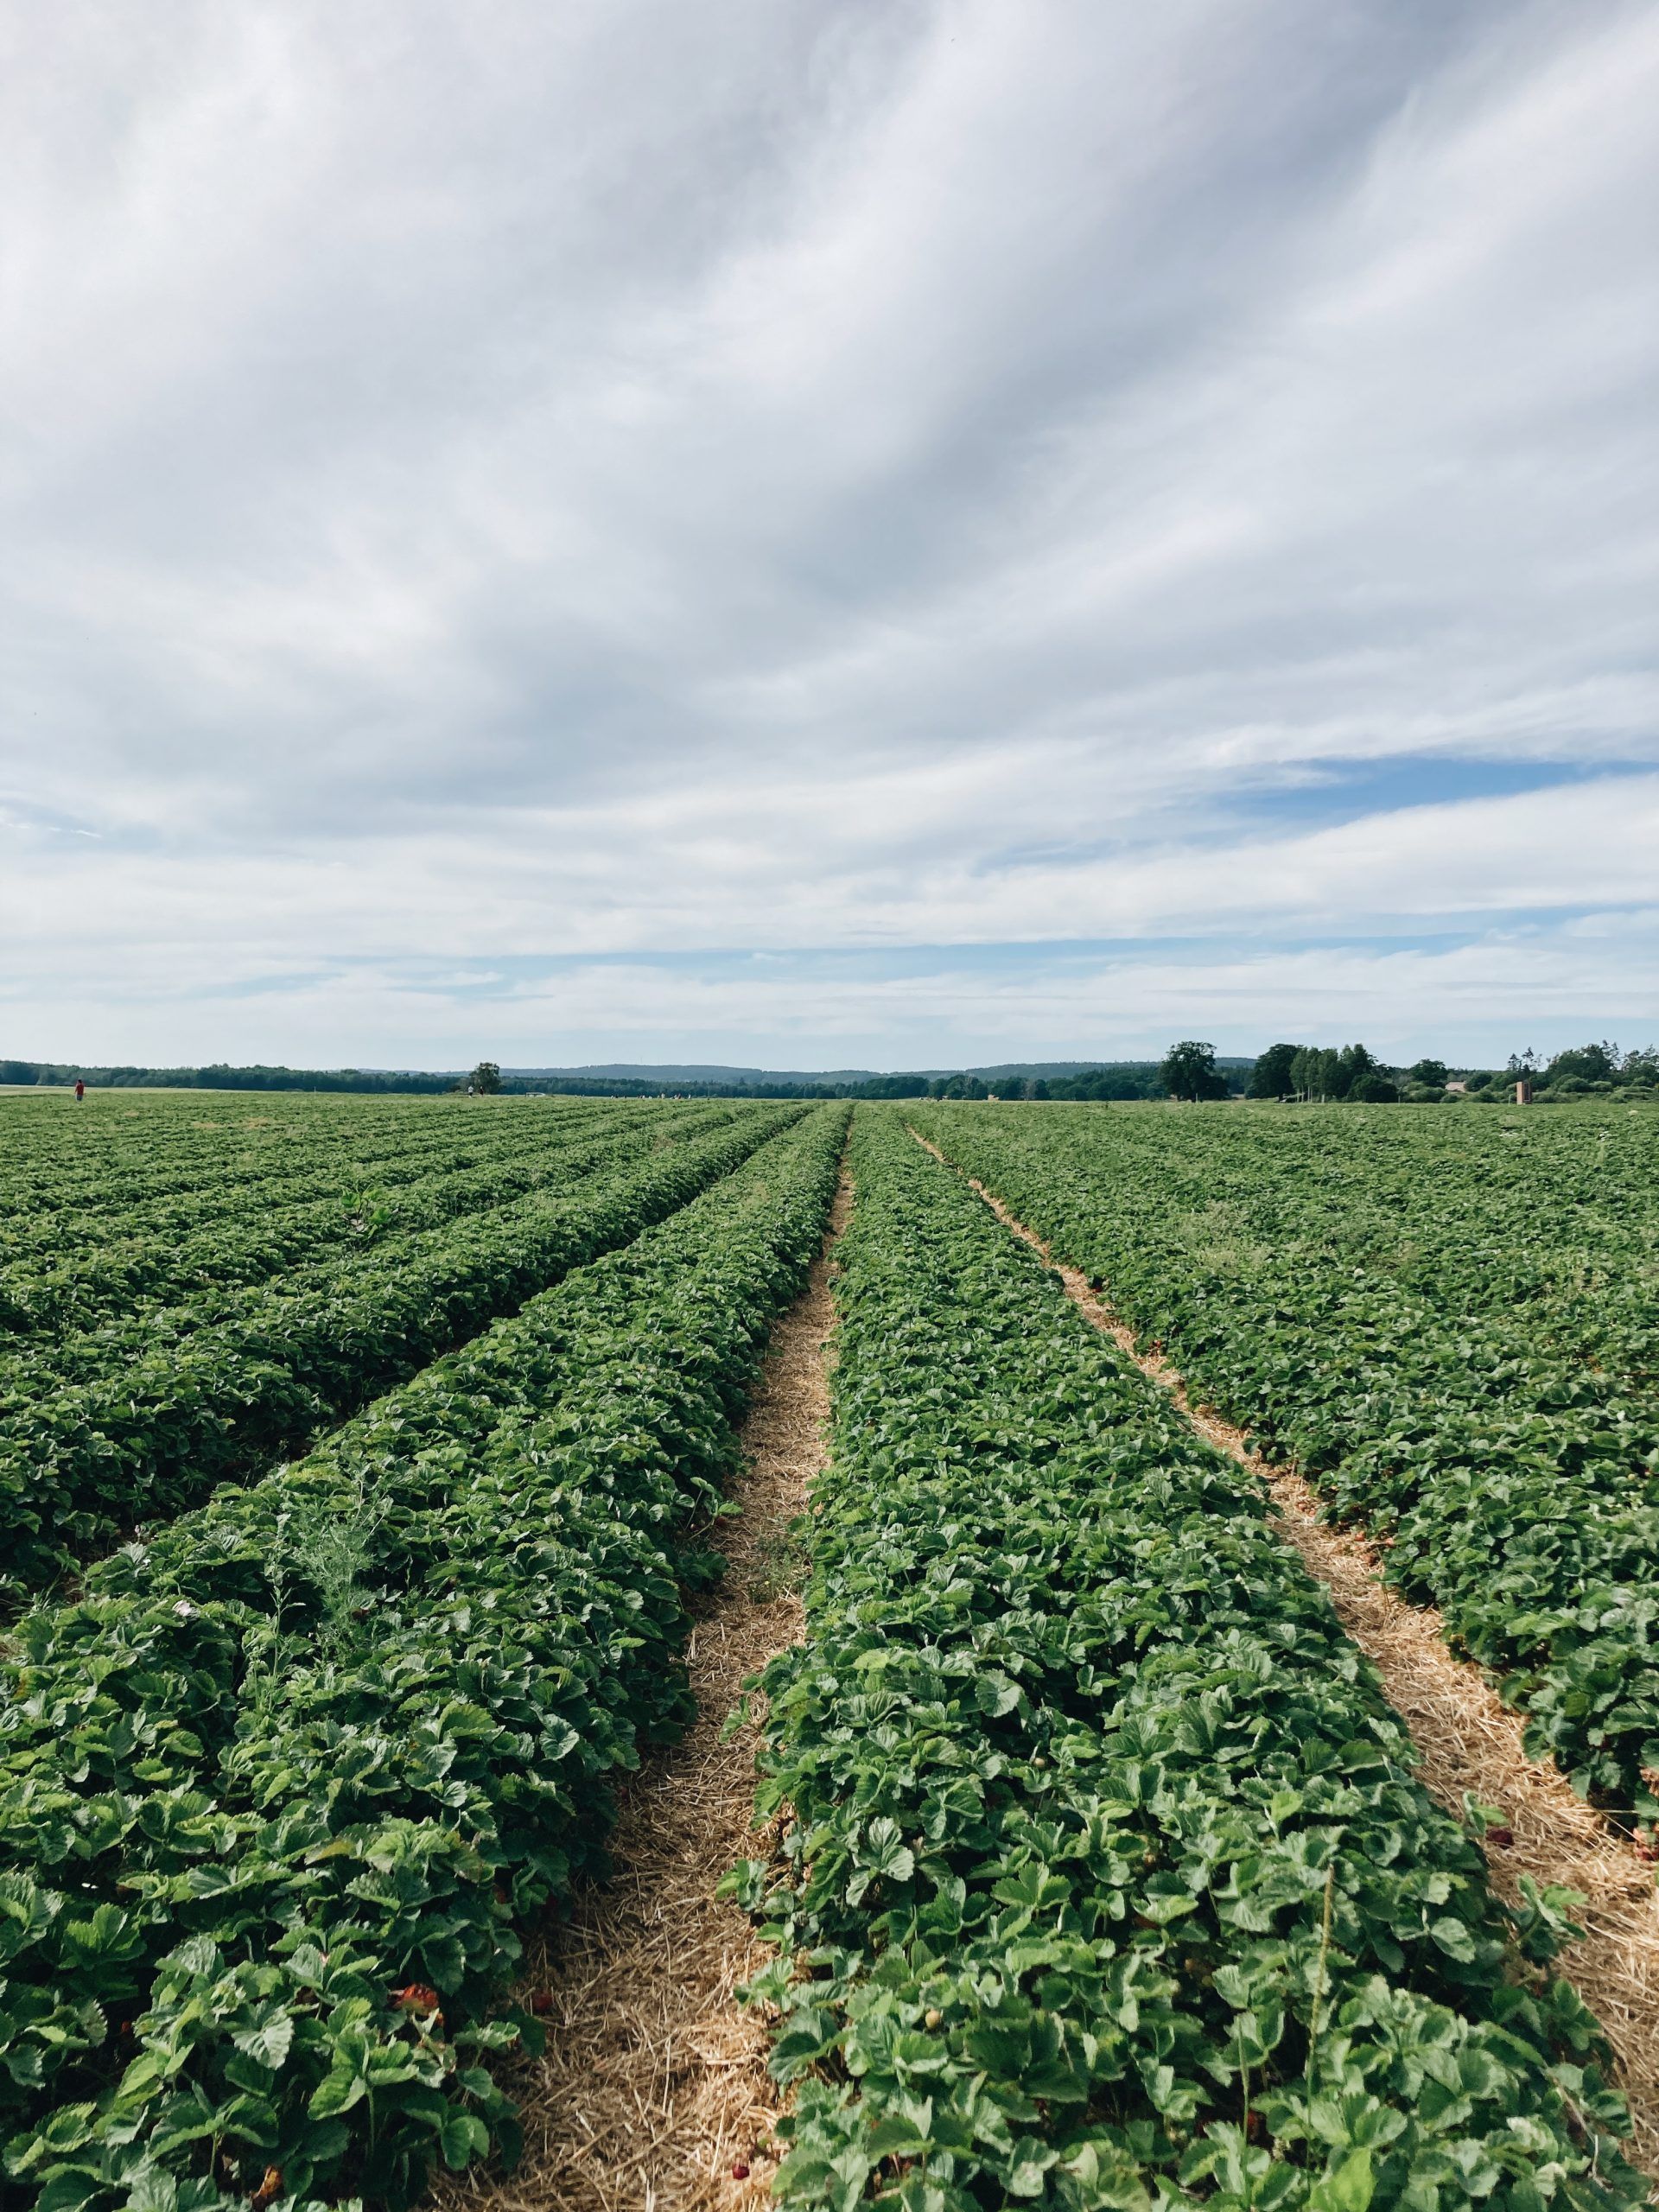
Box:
[3,0,1656,1072]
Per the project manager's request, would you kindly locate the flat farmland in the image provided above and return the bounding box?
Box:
[1,1091,1655,2212]
[907,1099,1659,1821]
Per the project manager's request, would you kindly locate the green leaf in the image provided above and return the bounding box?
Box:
[439,2112,491,2169]
[231,2010,295,2072]
[1308,2149,1375,2212]
[308,2065,367,2120]
[1428,1916,1478,1962]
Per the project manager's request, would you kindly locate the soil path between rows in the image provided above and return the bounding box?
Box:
[439,1171,852,2212]
[907,1125,1659,2183]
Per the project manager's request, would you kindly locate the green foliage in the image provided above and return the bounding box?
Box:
[907,1099,1659,1821]
[1345,1072,1399,1104]
[1160,1041,1229,1103]
[0,1103,792,1596]
[1407,1060,1449,1090]
[468,1063,503,1095]
[738,1114,1640,2212]
[1045,1069,1147,1102]
[1331,1046,1382,1099]
[1542,1044,1619,1087]
[1249,1045,1300,1099]
[1276,1047,1403,1103]
[1,1101,633,1337]
[0,1106,848,2209]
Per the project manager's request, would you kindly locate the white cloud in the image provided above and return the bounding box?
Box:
[1,0,1656,1065]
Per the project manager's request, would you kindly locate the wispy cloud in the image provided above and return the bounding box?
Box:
[2,0,1655,1065]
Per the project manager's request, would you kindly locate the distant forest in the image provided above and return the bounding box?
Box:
[3,1041,1654,1103]
[0,1058,1179,1101]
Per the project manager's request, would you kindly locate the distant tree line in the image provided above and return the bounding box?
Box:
[491,1066,1179,1102]
[1490,1041,1658,1100]
[1243,1042,1402,1103]
[0,1058,1177,1101]
[0,1060,457,1093]
[5,1042,1654,1104]
[1243,1039,1659,1103]
[924,1066,1172,1102]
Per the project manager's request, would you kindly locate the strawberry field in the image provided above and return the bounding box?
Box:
[736,1109,1648,2212]
[0,1091,843,2209]
[906,1100,1659,1827]
[1,1089,1654,2211]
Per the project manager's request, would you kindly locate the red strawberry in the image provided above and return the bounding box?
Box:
[389,1983,443,2022]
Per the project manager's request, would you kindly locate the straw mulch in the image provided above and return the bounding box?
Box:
[436,1175,851,2212]
[907,1129,1659,2187]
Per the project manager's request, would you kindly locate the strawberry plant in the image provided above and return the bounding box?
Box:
[0,1101,645,1338]
[735,1112,1643,2212]
[0,1105,848,2210]
[909,1103,1659,1823]
[0,1105,795,1598]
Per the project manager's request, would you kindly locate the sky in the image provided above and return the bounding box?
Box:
[3,0,1656,1073]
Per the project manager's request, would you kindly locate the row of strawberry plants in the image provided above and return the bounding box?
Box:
[0,1090,401,1185]
[0,1096,495,1223]
[0,1101,617,1261]
[0,1108,620,1403]
[0,1105,791,1599]
[0,1103,849,2212]
[906,1106,1659,1821]
[0,1101,689,1339]
[1033,1106,1659,1388]
[734,1112,1641,2212]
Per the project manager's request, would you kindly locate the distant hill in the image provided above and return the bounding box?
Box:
[505,1063,892,1086]
[963,1058,1253,1082]
[3,1053,1255,1098]
[506,1058,1234,1086]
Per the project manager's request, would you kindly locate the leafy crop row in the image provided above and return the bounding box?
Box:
[0,1104,793,1598]
[735,1112,1640,2212]
[905,1105,1659,1821]
[0,1102,700,1339]
[0,1103,848,2212]
[0,1096,562,1233]
[0,1101,620,1264]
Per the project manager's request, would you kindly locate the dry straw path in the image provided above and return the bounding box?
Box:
[907,1126,1659,2184]
[440,1175,851,2212]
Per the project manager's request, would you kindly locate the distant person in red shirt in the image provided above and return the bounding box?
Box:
[74,1078,85,1102]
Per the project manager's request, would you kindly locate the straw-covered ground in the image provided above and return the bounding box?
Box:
[445,1131,1659,2207]
[917,1134,1659,2187]
[435,1175,852,2212]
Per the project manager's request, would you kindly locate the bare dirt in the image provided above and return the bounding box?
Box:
[437,1174,851,2212]
[907,1125,1659,2183]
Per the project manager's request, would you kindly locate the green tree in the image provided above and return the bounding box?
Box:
[1330,1042,1380,1099]
[1160,1040,1229,1103]
[1292,1046,1344,1101]
[1249,1044,1299,1099]
[1348,1071,1400,1103]
[470,1060,503,1095]
[1543,1040,1618,1087]
[1407,1058,1449,1090]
